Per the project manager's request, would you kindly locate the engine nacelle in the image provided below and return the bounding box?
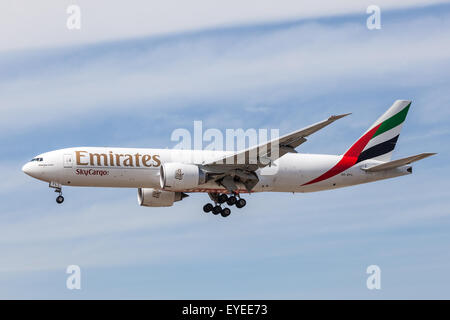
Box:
[137,188,187,207]
[160,162,206,191]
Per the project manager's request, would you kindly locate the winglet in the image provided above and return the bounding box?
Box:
[420,152,438,158]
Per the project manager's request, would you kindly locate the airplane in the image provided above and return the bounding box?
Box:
[22,100,435,217]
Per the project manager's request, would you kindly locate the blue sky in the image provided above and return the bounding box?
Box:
[0,2,449,299]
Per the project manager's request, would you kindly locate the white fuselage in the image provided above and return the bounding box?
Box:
[22,147,411,193]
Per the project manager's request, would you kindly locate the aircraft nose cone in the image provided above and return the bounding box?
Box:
[22,162,32,176]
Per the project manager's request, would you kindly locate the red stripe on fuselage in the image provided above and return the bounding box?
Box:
[301,123,381,186]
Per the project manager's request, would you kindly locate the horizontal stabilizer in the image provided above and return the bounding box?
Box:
[363,153,436,172]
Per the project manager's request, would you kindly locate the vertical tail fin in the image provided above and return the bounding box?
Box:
[344,100,411,163]
[302,100,412,186]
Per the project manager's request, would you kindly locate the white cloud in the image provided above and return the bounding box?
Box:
[0,0,447,52]
[1,10,450,136]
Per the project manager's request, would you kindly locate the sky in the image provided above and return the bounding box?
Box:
[0,1,449,299]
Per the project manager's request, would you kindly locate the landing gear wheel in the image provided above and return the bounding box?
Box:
[221,207,231,217]
[226,196,237,206]
[203,203,213,213]
[218,194,228,204]
[212,205,222,215]
[236,198,246,208]
[56,195,64,204]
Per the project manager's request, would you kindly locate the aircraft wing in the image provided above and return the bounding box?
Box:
[203,113,351,169]
[202,113,350,192]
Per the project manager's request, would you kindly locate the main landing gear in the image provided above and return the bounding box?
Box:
[203,193,247,217]
[49,182,64,204]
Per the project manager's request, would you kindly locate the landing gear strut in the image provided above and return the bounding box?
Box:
[49,182,64,204]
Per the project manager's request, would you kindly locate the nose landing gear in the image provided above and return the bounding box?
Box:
[49,182,64,204]
[56,194,65,204]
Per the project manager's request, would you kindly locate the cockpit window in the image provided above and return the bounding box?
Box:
[30,158,43,162]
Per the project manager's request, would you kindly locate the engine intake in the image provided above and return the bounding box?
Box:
[160,162,206,191]
[137,188,188,207]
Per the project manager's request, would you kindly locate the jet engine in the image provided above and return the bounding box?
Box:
[160,163,206,191]
[137,188,188,207]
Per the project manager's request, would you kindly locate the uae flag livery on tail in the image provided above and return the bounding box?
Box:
[302,100,411,186]
[356,100,410,163]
